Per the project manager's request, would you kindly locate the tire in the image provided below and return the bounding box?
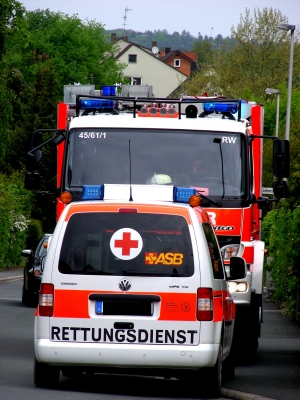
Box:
[222,350,235,381]
[22,284,38,307]
[22,283,29,305]
[34,358,60,388]
[201,344,222,398]
[232,301,260,363]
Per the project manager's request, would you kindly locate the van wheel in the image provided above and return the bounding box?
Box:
[34,358,60,388]
[201,344,222,398]
[22,284,38,307]
[222,351,235,381]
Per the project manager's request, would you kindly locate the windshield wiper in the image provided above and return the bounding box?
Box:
[198,192,222,207]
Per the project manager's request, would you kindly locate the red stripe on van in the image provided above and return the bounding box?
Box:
[52,290,197,321]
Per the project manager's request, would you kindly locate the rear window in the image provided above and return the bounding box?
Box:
[59,213,194,277]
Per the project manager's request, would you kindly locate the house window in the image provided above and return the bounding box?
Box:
[128,54,137,63]
[174,59,180,67]
[131,77,142,85]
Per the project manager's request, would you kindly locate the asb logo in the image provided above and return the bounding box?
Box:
[145,252,183,265]
[110,228,143,260]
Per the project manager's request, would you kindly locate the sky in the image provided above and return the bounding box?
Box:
[20,0,300,39]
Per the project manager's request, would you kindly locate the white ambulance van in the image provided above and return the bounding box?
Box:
[34,187,246,397]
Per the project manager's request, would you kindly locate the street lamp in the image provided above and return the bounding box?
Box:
[265,88,280,138]
[277,23,296,141]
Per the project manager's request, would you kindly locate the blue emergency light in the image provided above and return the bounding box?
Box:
[203,102,239,114]
[101,85,117,96]
[82,185,104,200]
[79,99,115,110]
[173,187,196,203]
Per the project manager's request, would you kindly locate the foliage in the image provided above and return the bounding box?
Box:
[177,7,300,98]
[105,28,205,52]
[0,172,33,269]
[192,39,213,65]
[0,0,27,58]
[26,218,44,250]
[262,204,300,318]
[5,9,126,91]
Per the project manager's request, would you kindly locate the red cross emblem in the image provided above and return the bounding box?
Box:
[114,232,139,256]
[110,228,143,260]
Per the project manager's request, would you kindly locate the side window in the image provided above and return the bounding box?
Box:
[202,223,224,279]
[174,59,180,67]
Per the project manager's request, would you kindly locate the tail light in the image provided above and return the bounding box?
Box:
[39,283,54,317]
[197,288,213,321]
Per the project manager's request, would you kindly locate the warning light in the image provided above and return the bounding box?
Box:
[82,185,104,200]
[138,103,178,118]
[173,187,196,203]
[203,102,239,114]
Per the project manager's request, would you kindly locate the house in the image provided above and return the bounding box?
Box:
[159,48,197,77]
[112,36,189,98]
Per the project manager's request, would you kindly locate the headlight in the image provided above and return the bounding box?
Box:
[228,281,248,293]
[221,244,244,260]
[34,267,42,277]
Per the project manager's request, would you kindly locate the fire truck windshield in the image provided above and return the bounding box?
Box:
[64,129,246,198]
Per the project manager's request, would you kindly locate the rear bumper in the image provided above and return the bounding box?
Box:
[35,339,219,370]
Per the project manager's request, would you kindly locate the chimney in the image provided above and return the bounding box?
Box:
[165,47,171,54]
[152,41,157,48]
[111,33,116,41]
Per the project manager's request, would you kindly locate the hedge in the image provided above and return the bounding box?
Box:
[0,173,33,269]
[262,201,300,318]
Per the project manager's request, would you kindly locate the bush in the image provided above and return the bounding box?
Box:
[262,201,300,318]
[0,173,33,269]
[26,219,44,250]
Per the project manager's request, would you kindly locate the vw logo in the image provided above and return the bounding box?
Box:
[119,279,131,292]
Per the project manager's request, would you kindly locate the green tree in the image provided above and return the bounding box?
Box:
[192,39,213,65]
[10,9,125,91]
[179,7,300,98]
[0,0,27,58]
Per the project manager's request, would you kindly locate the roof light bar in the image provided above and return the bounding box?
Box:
[79,99,115,110]
[82,185,104,200]
[203,102,239,114]
[173,187,196,203]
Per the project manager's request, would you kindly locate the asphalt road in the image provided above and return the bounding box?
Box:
[1,268,299,399]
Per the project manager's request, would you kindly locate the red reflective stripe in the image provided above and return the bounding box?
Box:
[213,291,223,322]
[52,289,197,321]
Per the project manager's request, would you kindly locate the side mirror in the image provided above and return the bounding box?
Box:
[22,249,33,257]
[29,149,43,168]
[228,256,247,280]
[273,139,290,178]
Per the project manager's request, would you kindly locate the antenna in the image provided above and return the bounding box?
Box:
[123,7,132,37]
[129,139,133,201]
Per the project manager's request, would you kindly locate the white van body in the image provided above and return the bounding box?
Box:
[34,193,245,395]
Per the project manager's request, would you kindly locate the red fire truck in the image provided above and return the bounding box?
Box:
[26,88,289,358]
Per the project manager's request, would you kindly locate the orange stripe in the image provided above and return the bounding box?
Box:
[53,289,196,321]
[65,203,192,224]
